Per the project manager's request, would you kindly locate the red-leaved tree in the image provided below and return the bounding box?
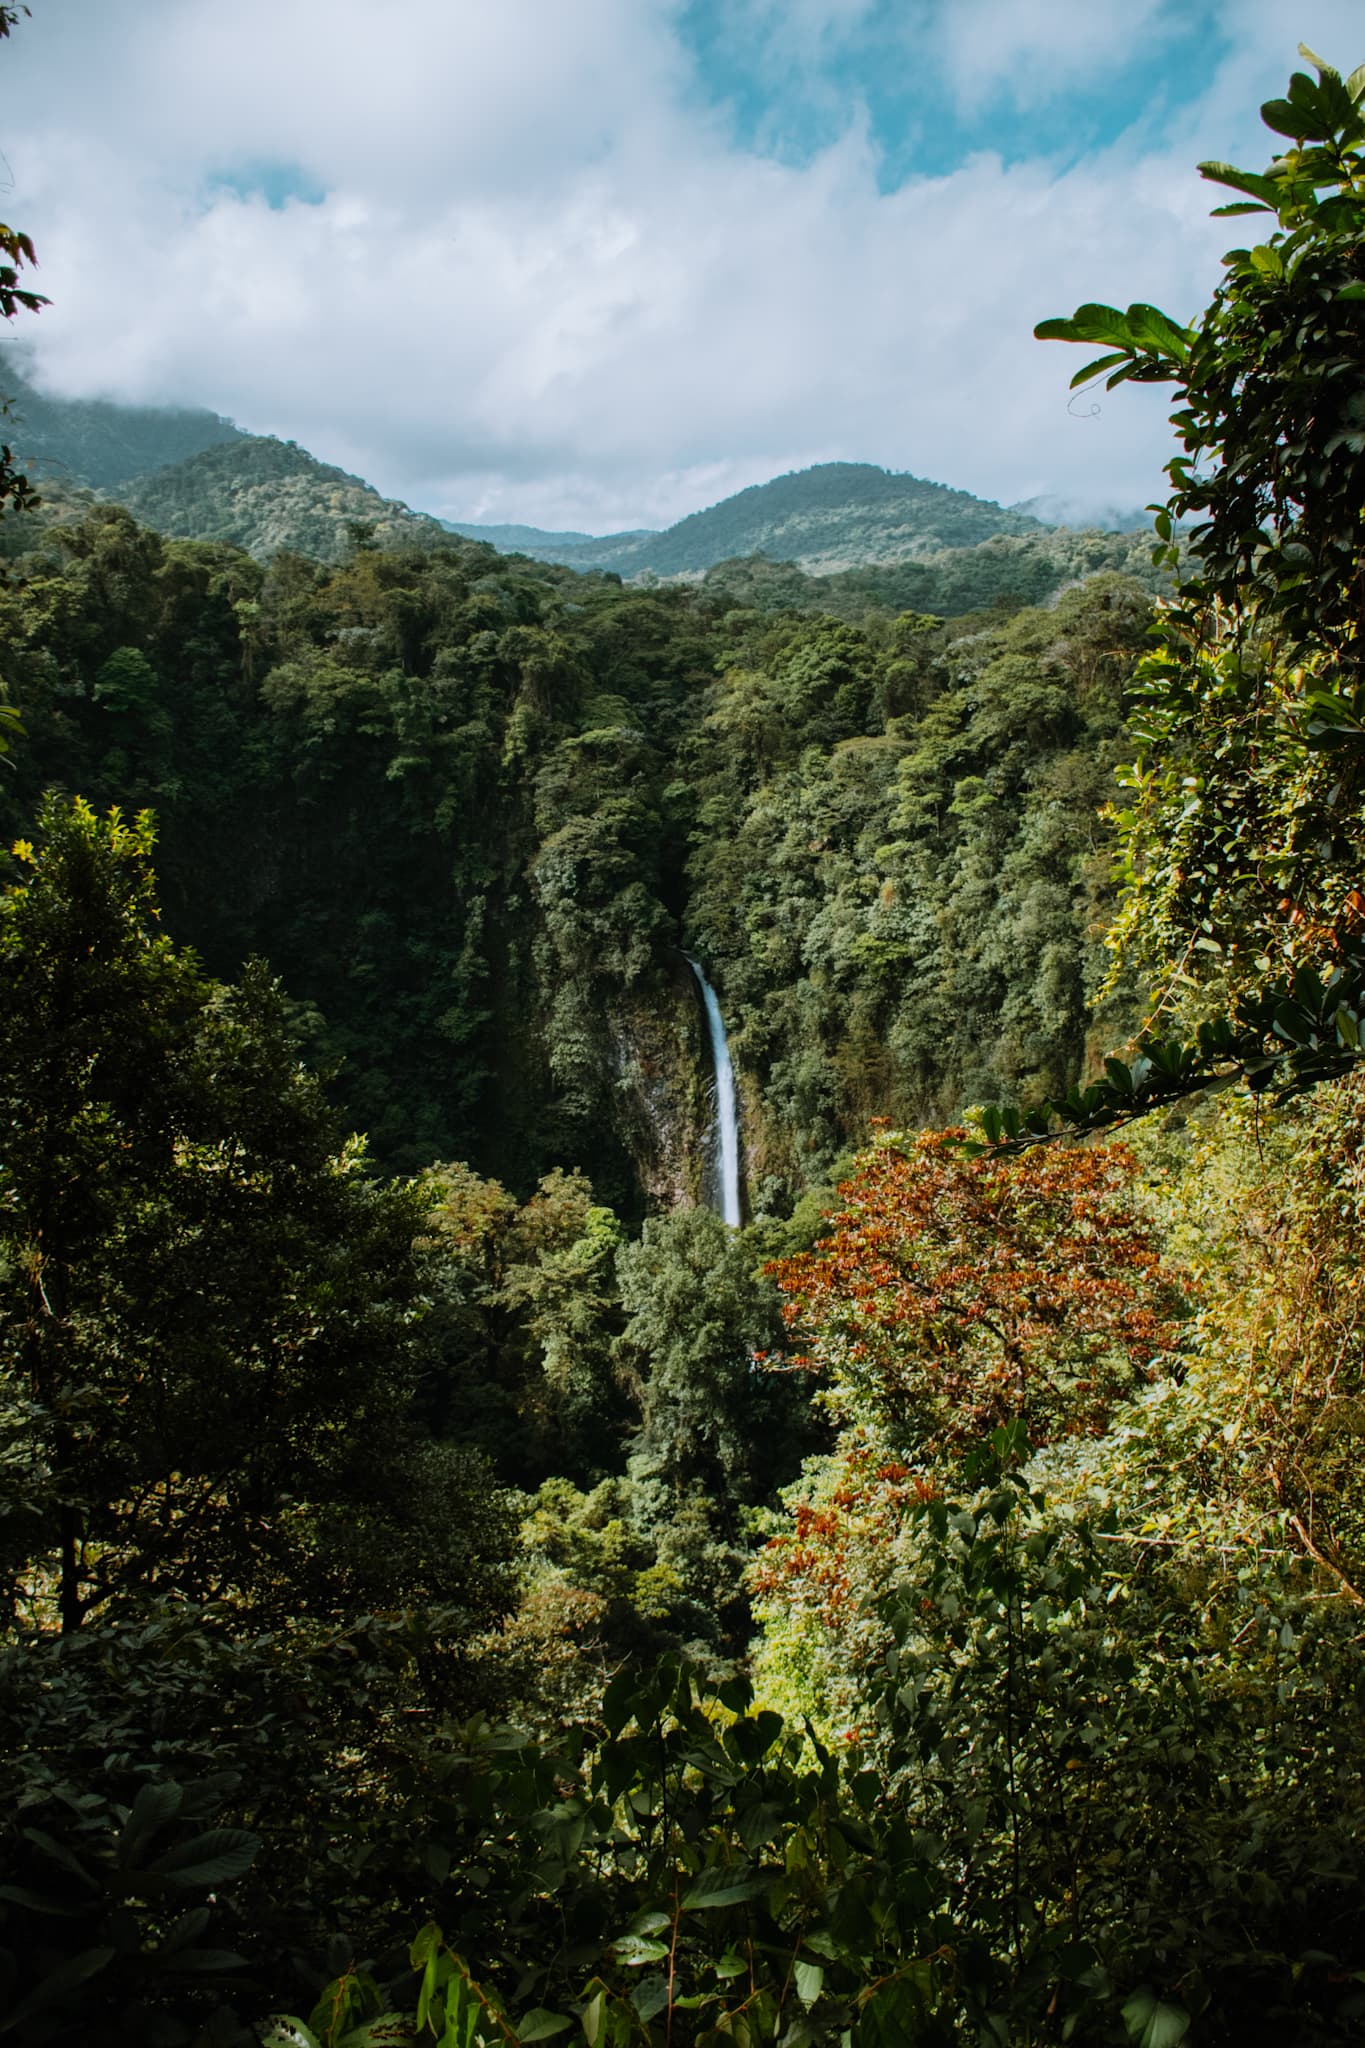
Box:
[765,1128,1180,1465]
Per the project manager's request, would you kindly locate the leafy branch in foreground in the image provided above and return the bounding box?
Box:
[964,946,1365,1153]
[1004,48,1365,1152]
[1037,45,1365,685]
[0,0,42,746]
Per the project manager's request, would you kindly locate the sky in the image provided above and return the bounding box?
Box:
[1,0,1360,534]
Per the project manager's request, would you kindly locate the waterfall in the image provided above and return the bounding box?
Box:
[685,955,742,1227]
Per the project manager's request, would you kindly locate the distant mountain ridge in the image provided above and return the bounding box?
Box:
[2,364,246,490]
[2,368,452,563]
[447,462,1049,577]
[441,520,652,554]
[3,373,1157,590]
[116,437,451,562]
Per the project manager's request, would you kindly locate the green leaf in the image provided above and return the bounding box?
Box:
[0,1946,116,2035]
[1261,96,1309,139]
[600,1669,639,1735]
[1124,302,1191,356]
[580,1989,605,2047]
[516,2010,572,2041]
[118,1779,185,1868]
[156,1906,212,1956]
[1068,351,1134,389]
[1035,303,1135,348]
[147,1825,259,1890]
[21,1827,96,1888]
[609,1935,669,1966]
[1197,160,1281,208]
[0,1883,83,1917]
[259,2023,323,2048]
[794,1960,824,2006]
[681,1868,768,1910]
[1121,1989,1190,2048]
[631,1977,669,2024]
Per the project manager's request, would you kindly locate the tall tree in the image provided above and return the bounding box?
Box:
[0,794,513,1634]
[981,48,1365,1146]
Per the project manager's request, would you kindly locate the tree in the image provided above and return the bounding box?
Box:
[753,1129,1179,1721]
[0,794,513,1634]
[766,1128,1176,1464]
[617,1207,804,1513]
[977,48,1365,1148]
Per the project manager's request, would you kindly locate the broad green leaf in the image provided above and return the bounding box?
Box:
[600,1668,639,1735]
[681,1868,768,1910]
[147,1826,259,1889]
[0,1883,83,1917]
[1197,160,1282,207]
[1260,96,1310,139]
[118,1779,185,1869]
[609,1934,669,1966]
[157,1906,212,1952]
[1068,351,1134,389]
[631,1976,670,2024]
[1121,1988,1190,2048]
[1124,302,1192,356]
[794,1960,824,2006]
[0,1947,116,2035]
[1035,303,1134,347]
[580,1989,605,2047]
[516,2009,572,2041]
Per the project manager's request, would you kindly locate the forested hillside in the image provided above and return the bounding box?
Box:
[0,498,1149,1205]
[1,361,245,488]
[449,460,1047,576]
[116,436,453,563]
[3,48,1365,2048]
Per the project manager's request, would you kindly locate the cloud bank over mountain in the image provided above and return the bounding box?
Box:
[4,0,1360,531]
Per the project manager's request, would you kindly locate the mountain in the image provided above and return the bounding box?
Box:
[632,462,1047,575]
[1,363,246,490]
[445,463,1049,578]
[0,369,456,563]
[5,367,1143,581]
[441,520,658,567]
[443,520,632,551]
[115,436,453,562]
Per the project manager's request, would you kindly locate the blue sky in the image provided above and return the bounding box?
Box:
[679,1,1236,185]
[4,0,1362,531]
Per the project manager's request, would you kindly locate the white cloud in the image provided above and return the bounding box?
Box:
[0,0,1356,532]
[930,0,1180,113]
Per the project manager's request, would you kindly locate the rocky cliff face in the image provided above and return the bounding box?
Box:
[608,955,714,1213]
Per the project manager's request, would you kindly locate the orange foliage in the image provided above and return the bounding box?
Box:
[751,1445,928,1624]
[764,1129,1179,1462]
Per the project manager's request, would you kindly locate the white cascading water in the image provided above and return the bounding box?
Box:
[685,956,742,1227]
